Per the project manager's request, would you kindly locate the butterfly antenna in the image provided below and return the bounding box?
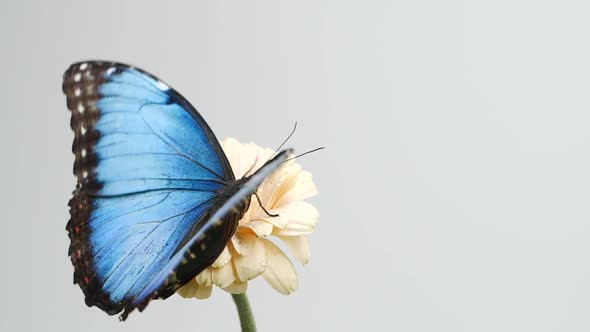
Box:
[267,122,298,162]
[284,146,325,163]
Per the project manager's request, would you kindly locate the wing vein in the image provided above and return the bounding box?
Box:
[137,107,226,182]
[98,196,216,288]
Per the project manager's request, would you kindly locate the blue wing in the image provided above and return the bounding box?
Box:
[64,61,236,317]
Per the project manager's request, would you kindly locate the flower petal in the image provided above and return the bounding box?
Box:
[278,170,318,205]
[233,239,266,282]
[240,219,274,237]
[278,235,310,265]
[222,138,274,178]
[177,279,213,299]
[194,284,213,299]
[212,262,236,288]
[177,279,199,298]
[261,239,298,294]
[272,201,319,236]
[262,162,301,208]
[231,231,256,255]
[223,281,248,294]
[196,267,213,286]
[211,246,231,268]
[251,214,289,229]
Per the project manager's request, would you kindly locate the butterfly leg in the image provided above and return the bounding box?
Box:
[254,191,278,217]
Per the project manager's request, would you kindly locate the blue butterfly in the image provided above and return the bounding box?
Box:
[63,61,291,320]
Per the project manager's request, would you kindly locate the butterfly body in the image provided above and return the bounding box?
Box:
[63,61,289,319]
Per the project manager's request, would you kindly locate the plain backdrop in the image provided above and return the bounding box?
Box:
[2,1,590,331]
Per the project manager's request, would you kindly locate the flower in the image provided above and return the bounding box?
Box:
[177,138,319,299]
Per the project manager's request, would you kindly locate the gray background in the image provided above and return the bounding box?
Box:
[2,0,589,331]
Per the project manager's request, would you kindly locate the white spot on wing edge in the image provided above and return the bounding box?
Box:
[73,73,82,82]
[155,80,170,91]
[79,63,88,70]
[105,67,116,76]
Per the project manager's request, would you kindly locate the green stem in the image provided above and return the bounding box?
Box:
[232,293,257,332]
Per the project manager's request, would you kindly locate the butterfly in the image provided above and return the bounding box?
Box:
[63,61,291,320]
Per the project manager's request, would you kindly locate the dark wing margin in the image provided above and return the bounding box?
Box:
[67,186,114,311]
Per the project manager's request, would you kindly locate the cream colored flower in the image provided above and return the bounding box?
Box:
[177,138,319,299]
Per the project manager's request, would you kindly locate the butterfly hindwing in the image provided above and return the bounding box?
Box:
[64,61,237,317]
[68,187,225,314]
